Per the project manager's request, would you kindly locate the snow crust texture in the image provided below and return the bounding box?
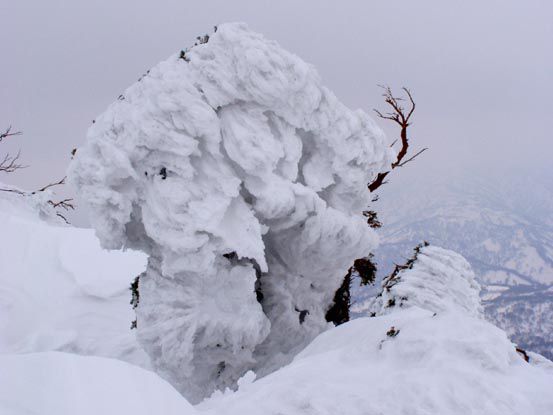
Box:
[69,22,391,401]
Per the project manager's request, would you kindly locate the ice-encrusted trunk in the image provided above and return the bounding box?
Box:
[69,23,392,402]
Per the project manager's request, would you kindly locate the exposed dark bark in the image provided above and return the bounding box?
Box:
[325,271,351,325]
[325,254,378,326]
[516,346,530,363]
[368,86,427,193]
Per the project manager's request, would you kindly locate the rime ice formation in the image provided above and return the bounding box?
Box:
[369,245,483,317]
[69,22,392,402]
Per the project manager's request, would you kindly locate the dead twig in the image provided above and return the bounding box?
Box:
[33,176,66,193]
[0,126,22,142]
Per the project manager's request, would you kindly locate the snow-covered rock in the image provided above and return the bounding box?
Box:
[0,187,148,366]
[199,246,553,415]
[69,22,392,401]
[0,352,196,415]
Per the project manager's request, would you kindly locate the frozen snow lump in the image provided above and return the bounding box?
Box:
[69,22,392,403]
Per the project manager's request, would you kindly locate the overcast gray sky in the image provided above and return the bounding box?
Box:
[1,0,552,224]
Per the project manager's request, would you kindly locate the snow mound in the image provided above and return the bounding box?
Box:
[0,352,196,415]
[0,188,148,366]
[199,247,553,415]
[200,311,553,415]
[370,244,483,317]
[69,22,392,401]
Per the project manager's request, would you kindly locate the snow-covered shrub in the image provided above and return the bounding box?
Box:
[69,22,392,402]
[369,244,483,317]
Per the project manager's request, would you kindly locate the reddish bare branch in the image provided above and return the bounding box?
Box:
[368,86,427,192]
[396,147,428,167]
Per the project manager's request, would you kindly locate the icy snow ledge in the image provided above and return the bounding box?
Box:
[0,352,196,415]
[370,245,483,317]
[69,22,392,401]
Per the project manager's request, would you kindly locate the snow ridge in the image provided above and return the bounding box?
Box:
[69,22,392,401]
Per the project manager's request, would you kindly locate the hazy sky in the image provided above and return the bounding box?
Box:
[1,0,552,224]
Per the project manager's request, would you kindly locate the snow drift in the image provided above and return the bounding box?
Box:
[0,187,148,367]
[0,352,195,415]
[69,22,392,401]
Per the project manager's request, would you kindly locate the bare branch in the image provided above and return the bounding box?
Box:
[55,212,70,224]
[0,126,22,142]
[33,176,66,193]
[0,126,75,223]
[373,109,401,124]
[0,150,26,173]
[368,86,427,192]
[0,187,25,195]
[396,147,428,167]
[402,87,416,123]
[48,198,75,211]
[0,126,26,173]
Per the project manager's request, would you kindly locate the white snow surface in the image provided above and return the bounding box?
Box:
[69,22,392,401]
[200,310,553,415]
[198,246,553,415]
[1,192,552,414]
[0,188,148,366]
[0,352,195,415]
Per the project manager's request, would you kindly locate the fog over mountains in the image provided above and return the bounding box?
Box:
[353,165,553,359]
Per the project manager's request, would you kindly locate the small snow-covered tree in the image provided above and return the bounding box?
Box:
[69,23,393,402]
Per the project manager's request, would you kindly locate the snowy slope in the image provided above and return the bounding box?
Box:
[199,246,553,415]
[0,352,195,415]
[1,188,552,414]
[0,188,148,366]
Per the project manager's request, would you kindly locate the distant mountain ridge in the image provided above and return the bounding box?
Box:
[352,167,553,359]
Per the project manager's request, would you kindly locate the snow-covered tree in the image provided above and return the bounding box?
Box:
[69,22,392,402]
